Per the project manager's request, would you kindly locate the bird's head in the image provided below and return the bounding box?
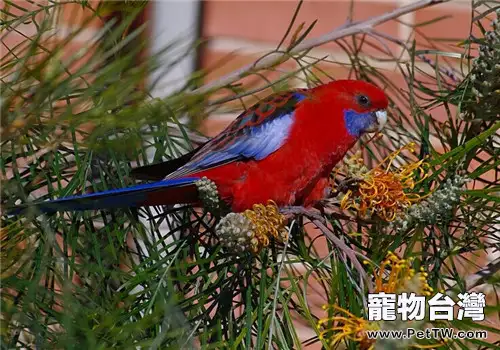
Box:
[313,79,389,138]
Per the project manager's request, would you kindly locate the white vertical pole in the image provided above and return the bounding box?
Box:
[149,0,201,97]
[137,0,201,260]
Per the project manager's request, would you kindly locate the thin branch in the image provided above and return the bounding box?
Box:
[188,0,450,96]
[312,219,371,295]
[280,206,372,293]
[206,55,327,107]
[280,206,325,222]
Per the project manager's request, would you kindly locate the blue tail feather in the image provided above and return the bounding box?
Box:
[7,177,200,215]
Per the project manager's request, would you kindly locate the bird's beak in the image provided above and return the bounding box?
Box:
[365,110,387,133]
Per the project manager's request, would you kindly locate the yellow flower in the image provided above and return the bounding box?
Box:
[216,200,287,253]
[317,253,435,349]
[317,305,378,350]
[367,251,433,296]
[338,143,430,222]
[243,200,288,252]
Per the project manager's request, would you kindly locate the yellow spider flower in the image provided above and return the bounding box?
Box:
[338,143,430,222]
[368,251,433,296]
[318,253,436,349]
[216,200,287,253]
[317,305,378,350]
[243,200,288,251]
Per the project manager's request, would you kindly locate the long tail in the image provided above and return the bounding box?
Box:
[7,177,200,215]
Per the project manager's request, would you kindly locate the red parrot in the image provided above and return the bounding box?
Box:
[9,80,388,215]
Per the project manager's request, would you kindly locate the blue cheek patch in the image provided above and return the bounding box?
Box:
[343,109,375,137]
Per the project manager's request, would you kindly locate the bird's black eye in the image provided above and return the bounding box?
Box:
[357,95,370,107]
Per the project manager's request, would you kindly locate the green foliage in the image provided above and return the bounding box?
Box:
[1,1,499,349]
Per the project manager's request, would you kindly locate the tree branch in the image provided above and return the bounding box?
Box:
[189,0,450,96]
[280,205,373,293]
[312,219,371,295]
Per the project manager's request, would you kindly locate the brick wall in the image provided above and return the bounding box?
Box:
[199,0,475,135]
[1,0,475,133]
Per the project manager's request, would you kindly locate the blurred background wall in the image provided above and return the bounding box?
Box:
[199,1,471,135]
[3,0,473,135]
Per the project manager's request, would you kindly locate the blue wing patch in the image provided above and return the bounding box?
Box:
[192,112,295,168]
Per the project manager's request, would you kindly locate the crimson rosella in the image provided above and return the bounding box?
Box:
[9,80,388,215]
